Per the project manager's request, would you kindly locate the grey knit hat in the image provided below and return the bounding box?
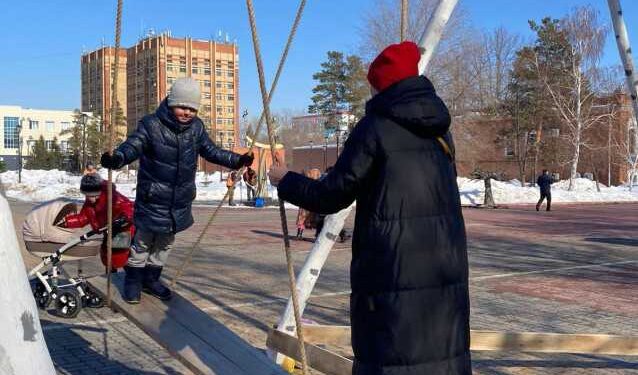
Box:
[167,77,201,111]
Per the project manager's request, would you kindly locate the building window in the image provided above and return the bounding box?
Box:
[226,70,234,78]
[3,117,19,149]
[226,83,234,90]
[216,69,222,76]
[60,141,68,151]
[29,120,39,130]
[216,93,223,101]
[203,67,211,75]
[204,80,211,87]
[528,130,537,143]
[203,92,211,99]
[227,94,235,101]
[504,146,515,157]
[45,140,53,150]
[46,121,55,132]
[216,82,222,89]
[192,67,199,74]
[226,106,234,113]
[61,122,71,131]
[549,128,560,137]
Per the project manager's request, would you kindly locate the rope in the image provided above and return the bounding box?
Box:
[401,0,408,41]
[106,0,123,308]
[246,1,309,373]
[170,0,307,288]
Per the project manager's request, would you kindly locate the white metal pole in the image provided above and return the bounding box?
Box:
[607,0,638,125]
[0,195,56,375]
[269,205,353,364]
[417,0,459,74]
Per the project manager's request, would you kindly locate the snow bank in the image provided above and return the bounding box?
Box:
[458,177,638,205]
[1,170,637,205]
[0,169,280,203]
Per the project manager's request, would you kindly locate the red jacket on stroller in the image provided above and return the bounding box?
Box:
[64,181,134,269]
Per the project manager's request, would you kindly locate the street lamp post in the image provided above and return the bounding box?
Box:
[323,134,328,171]
[17,118,24,183]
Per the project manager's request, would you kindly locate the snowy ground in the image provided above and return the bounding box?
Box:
[0,169,280,205]
[1,169,638,205]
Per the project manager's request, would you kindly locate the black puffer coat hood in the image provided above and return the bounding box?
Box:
[367,75,451,139]
[278,75,471,374]
[113,100,242,233]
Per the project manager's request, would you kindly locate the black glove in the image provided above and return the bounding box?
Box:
[238,152,254,167]
[100,151,123,170]
[111,215,130,234]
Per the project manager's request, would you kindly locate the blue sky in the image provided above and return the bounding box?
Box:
[0,1,636,117]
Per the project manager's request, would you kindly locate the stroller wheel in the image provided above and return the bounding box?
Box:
[55,290,82,319]
[83,286,105,309]
[30,279,51,310]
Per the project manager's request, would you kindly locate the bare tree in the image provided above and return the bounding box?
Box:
[616,115,638,190]
[532,7,609,190]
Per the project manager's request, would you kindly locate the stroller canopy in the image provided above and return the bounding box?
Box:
[22,198,100,243]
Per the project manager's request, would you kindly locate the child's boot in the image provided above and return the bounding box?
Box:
[143,265,172,300]
[123,266,143,304]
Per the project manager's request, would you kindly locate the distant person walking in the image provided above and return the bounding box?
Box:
[243,166,257,202]
[536,169,553,211]
[226,170,239,206]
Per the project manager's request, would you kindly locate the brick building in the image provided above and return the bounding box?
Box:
[452,94,636,186]
[80,47,127,135]
[289,95,637,186]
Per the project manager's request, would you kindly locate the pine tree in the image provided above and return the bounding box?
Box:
[47,137,64,169]
[61,109,86,172]
[86,114,104,164]
[27,136,50,170]
[309,51,348,129]
[344,55,370,123]
[309,51,370,129]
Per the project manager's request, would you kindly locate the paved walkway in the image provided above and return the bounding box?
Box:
[9,200,638,374]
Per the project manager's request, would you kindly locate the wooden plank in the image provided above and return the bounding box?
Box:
[142,283,283,374]
[303,325,351,347]
[471,330,638,356]
[89,274,285,375]
[298,325,638,356]
[267,329,353,375]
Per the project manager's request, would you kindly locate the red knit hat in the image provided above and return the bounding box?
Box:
[367,41,421,92]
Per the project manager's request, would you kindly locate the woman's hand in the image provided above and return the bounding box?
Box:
[268,165,290,187]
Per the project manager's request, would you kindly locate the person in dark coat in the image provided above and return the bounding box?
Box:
[101,77,254,304]
[269,41,470,375]
[243,166,258,202]
[536,169,553,211]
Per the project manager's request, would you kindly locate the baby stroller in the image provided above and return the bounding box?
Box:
[24,199,127,318]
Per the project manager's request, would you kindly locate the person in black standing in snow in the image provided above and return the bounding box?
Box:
[100,77,254,304]
[269,41,471,375]
[536,169,553,211]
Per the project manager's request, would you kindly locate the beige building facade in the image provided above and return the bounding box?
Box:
[0,105,89,170]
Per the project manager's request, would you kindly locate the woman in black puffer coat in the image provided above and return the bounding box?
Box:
[272,42,471,375]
